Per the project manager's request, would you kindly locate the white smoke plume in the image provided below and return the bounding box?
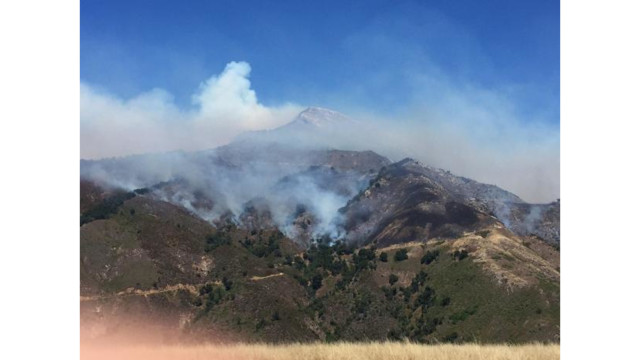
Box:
[81,61,303,159]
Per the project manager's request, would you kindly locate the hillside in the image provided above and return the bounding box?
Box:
[80,107,559,344]
[80,183,559,344]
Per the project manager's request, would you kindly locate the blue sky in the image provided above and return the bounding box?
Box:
[81,0,559,124]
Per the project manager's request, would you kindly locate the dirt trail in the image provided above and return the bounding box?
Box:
[249,272,284,281]
[80,281,221,302]
[377,241,426,252]
[81,273,286,302]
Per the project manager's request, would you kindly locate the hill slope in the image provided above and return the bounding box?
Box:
[80,182,559,344]
[80,107,559,344]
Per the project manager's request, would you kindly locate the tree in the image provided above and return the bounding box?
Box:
[414,286,435,308]
[199,284,213,295]
[353,248,377,271]
[379,252,388,262]
[222,276,233,291]
[394,249,409,262]
[453,249,469,261]
[311,274,323,290]
[204,233,231,252]
[294,256,305,270]
[421,250,439,265]
[389,274,399,286]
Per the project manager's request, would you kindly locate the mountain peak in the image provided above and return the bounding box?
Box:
[292,107,351,127]
[229,106,354,146]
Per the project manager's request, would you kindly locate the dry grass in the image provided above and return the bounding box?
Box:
[81,342,559,360]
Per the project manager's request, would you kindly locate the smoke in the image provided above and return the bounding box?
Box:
[81,60,559,242]
[492,202,513,229]
[349,116,559,204]
[81,60,557,203]
[237,110,558,204]
[80,143,373,244]
[523,205,544,234]
[81,61,303,159]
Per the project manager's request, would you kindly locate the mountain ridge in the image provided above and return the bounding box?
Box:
[81,107,558,246]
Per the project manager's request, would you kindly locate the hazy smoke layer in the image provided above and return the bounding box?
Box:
[81,61,559,203]
[81,145,376,243]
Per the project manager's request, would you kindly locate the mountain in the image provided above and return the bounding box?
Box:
[341,158,560,247]
[230,106,359,151]
[278,107,353,129]
[80,107,560,344]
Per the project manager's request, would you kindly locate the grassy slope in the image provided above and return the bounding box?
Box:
[80,191,559,344]
[309,242,559,343]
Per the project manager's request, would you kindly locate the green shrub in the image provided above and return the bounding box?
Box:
[414,270,428,286]
[133,187,150,195]
[255,318,266,331]
[401,287,412,303]
[414,286,435,308]
[449,305,478,324]
[379,252,388,262]
[453,249,469,261]
[222,276,233,291]
[353,248,377,271]
[382,286,397,300]
[394,249,409,262]
[353,292,372,315]
[204,286,225,311]
[80,191,136,225]
[294,256,305,270]
[420,250,439,265]
[330,241,352,255]
[199,284,213,295]
[416,317,440,336]
[443,331,459,342]
[311,274,323,290]
[204,233,231,252]
[294,274,308,287]
[389,274,399,286]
